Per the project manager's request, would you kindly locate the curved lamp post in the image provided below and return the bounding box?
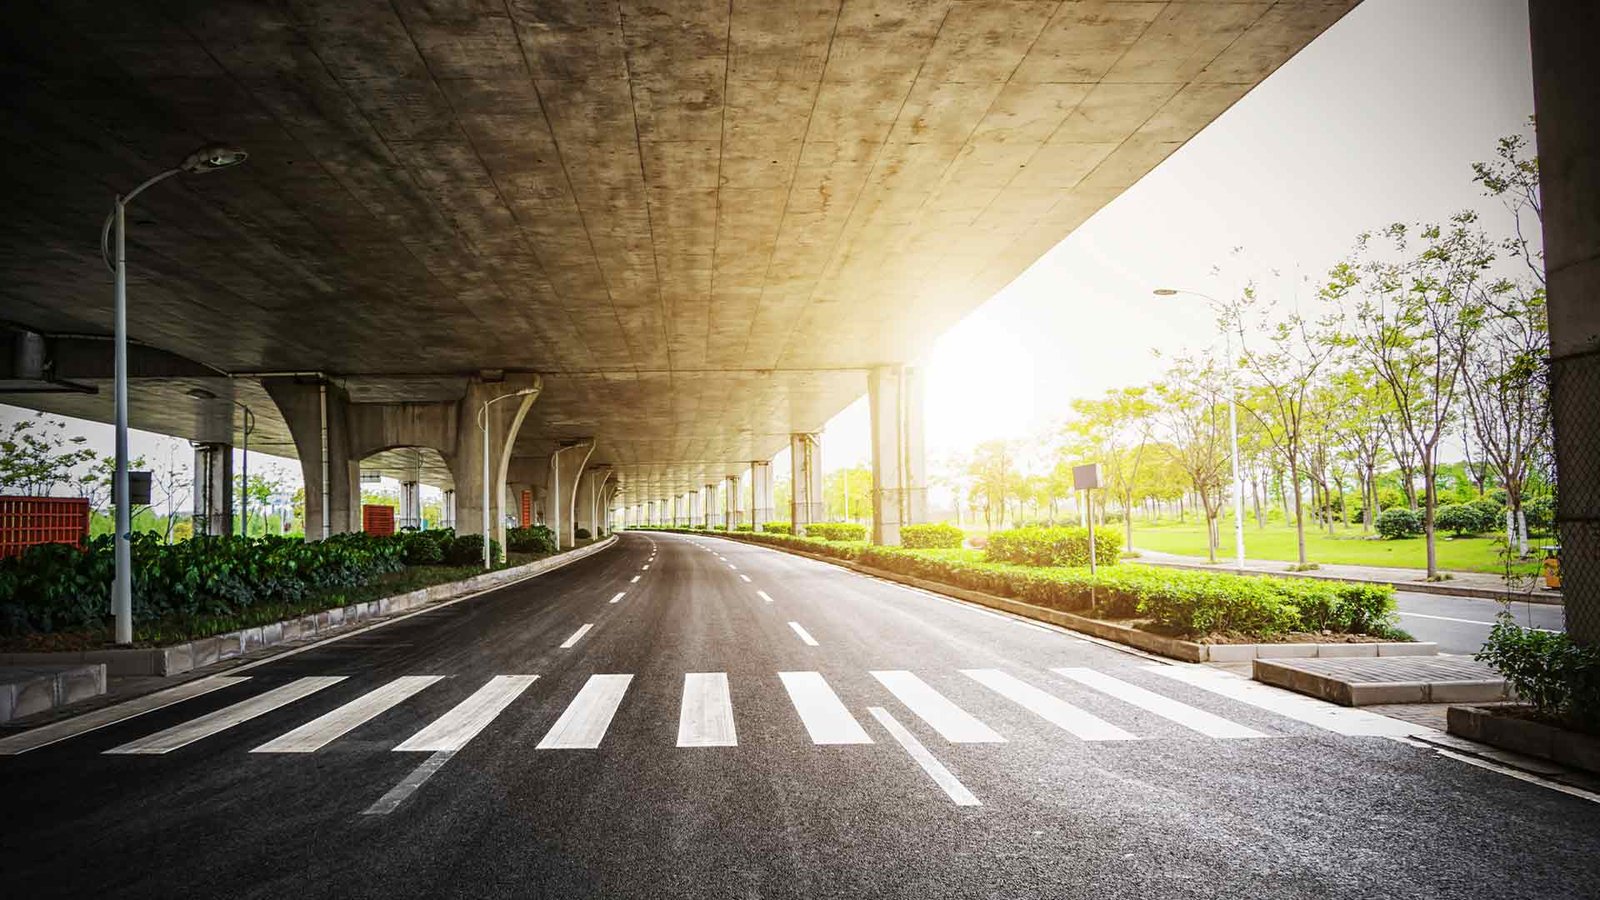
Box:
[478,387,537,570]
[102,146,247,645]
[1154,287,1247,572]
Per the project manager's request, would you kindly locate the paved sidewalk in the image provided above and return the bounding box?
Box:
[1134,548,1563,604]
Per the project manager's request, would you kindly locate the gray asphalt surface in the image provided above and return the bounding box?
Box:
[2,531,1596,899]
[1393,592,1567,655]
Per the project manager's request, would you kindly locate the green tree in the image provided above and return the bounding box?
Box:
[1066,387,1155,552]
[0,413,100,496]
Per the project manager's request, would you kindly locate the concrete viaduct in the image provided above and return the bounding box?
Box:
[0,2,1595,640]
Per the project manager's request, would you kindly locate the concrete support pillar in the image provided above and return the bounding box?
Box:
[398,481,421,531]
[750,461,774,530]
[790,432,824,534]
[192,441,233,537]
[547,440,595,549]
[442,489,456,529]
[576,468,610,538]
[686,489,699,529]
[700,483,714,528]
[868,365,928,546]
[726,475,738,529]
[1532,1,1600,644]
[264,378,358,539]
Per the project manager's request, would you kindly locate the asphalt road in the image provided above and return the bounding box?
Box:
[1393,592,1566,655]
[2,532,1596,899]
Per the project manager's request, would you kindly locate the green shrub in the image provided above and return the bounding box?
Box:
[574,527,591,540]
[734,524,753,532]
[398,529,448,565]
[900,523,964,550]
[1375,507,1422,540]
[1478,613,1600,732]
[1469,498,1505,528]
[985,526,1121,568]
[1436,503,1492,537]
[804,522,866,541]
[442,533,498,566]
[761,522,792,535]
[506,525,556,554]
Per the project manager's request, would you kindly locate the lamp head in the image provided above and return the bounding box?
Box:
[180,146,248,174]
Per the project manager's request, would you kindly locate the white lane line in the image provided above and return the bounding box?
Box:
[739,574,752,583]
[560,623,595,648]
[106,676,346,755]
[868,707,980,806]
[1051,668,1268,740]
[728,564,737,570]
[1397,610,1562,632]
[253,676,443,753]
[394,675,538,752]
[631,575,641,583]
[1146,665,1430,737]
[757,590,774,603]
[538,674,633,749]
[609,592,626,604]
[778,671,872,744]
[642,565,650,570]
[364,749,456,815]
[962,669,1137,742]
[0,676,249,755]
[677,673,738,747]
[871,671,1005,743]
[788,622,820,646]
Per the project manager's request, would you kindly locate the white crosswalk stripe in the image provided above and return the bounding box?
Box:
[107,677,347,755]
[538,674,633,749]
[871,671,1005,744]
[394,676,537,752]
[677,673,737,747]
[779,671,873,745]
[254,676,444,753]
[1051,668,1268,739]
[962,669,1137,742]
[0,675,249,755]
[1145,665,1429,737]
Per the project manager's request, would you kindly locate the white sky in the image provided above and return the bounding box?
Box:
[2,0,1536,502]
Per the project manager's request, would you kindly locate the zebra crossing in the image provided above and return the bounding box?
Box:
[1,662,1430,762]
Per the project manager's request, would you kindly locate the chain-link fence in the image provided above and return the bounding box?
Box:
[1552,349,1600,644]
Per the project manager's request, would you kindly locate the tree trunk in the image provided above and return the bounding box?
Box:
[1422,465,1439,579]
[1289,456,1308,566]
[1122,490,1135,552]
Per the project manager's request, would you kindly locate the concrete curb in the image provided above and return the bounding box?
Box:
[692,531,1431,664]
[1447,705,1600,774]
[0,537,618,678]
[1138,556,1564,605]
[1253,658,1507,706]
[0,664,106,723]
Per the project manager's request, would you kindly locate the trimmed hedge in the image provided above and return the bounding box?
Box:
[636,527,1400,640]
[506,525,557,554]
[986,526,1121,568]
[1376,507,1422,539]
[0,529,504,638]
[761,522,792,535]
[900,523,964,550]
[804,522,866,541]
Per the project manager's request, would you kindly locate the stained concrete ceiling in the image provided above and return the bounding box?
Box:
[0,0,1356,501]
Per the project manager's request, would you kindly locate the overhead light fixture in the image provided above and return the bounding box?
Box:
[181,146,249,174]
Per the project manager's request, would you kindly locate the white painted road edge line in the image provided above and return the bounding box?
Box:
[560,623,595,649]
[1388,736,1600,805]
[364,749,456,815]
[609,592,626,603]
[868,707,980,807]
[1396,610,1563,632]
[788,622,819,646]
[757,590,774,603]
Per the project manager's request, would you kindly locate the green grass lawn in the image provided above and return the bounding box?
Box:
[1127,516,1539,574]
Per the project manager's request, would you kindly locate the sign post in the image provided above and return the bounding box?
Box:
[1073,463,1103,575]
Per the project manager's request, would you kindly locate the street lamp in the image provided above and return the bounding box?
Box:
[478,387,537,570]
[1154,288,1247,572]
[102,146,247,645]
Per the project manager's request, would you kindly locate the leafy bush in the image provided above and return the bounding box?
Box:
[900,523,964,550]
[804,522,866,541]
[761,522,792,535]
[574,527,591,540]
[1435,503,1487,537]
[1525,494,1555,533]
[506,525,556,554]
[733,524,753,532]
[986,526,1121,568]
[1375,507,1422,539]
[1469,498,1505,527]
[398,529,448,565]
[1478,613,1600,732]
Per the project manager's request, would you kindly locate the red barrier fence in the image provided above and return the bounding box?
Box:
[362,504,395,536]
[0,495,91,559]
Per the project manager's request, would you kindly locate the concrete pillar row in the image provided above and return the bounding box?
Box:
[398,480,421,530]
[442,489,456,530]
[790,432,824,534]
[868,365,928,546]
[547,440,595,550]
[687,489,700,528]
[1531,0,1600,644]
[192,441,234,537]
[750,461,774,531]
[263,378,359,539]
[726,474,738,528]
